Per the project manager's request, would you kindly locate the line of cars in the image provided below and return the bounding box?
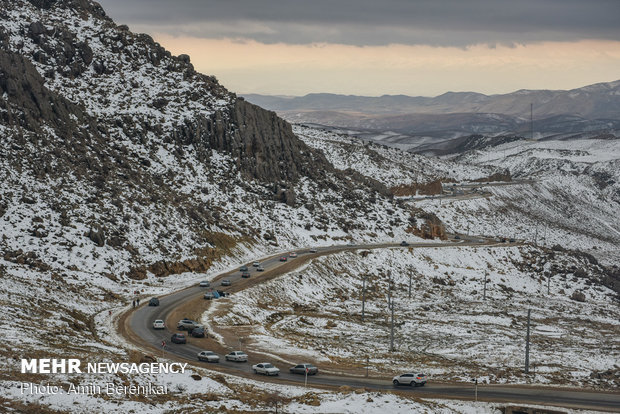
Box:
[194,349,319,378]
[147,253,427,389]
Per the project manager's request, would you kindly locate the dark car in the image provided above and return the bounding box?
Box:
[216,290,229,297]
[171,333,186,344]
[148,297,160,306]
[279,256,287,262]
[454,235,461,240]
[241,272,251,278]
[191,326,206,338]
[289,363,318,375]
[239,266,249,272]
[400,241,410,246]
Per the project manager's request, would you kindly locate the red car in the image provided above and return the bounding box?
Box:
[279,256,287,262]
[241,272,251,278]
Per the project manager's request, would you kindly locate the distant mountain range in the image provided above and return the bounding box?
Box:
[243,80,620,149]
[244,80,620,118]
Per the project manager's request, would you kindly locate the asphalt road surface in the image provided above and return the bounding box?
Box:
[127,242,620,412]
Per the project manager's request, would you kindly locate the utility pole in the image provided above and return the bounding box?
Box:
[388,272,395,352]
[547,273,551,296]
[474,378,478,402]
[408,271,412,299]
[525,308,531,374]
[534,224,538,246]
[530,103,534,140]
[483,272,487,301]
[361,274,367,322]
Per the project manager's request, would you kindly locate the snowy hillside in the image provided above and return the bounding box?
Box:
[1,0,618,412]
[295,125,502,188]
[433,138,620,265]
[210,245,619,388]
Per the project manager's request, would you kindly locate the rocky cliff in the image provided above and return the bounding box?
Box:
[0,0,415,279]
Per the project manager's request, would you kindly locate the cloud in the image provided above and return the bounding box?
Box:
[98,0,620,47]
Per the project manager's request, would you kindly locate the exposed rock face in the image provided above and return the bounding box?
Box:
[473,170,512,183]
[87,225,105,247]
[0,47,92,139]
[390,179,443,196]
[571,290,586,302]
[174,98,333,183]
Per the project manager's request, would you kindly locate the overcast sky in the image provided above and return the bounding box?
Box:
[98,0,620,96]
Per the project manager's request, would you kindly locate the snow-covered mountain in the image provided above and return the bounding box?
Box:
[244,80,620,148]
[245,79,620,119]
[1,0,618,411]
[0,0,434,282]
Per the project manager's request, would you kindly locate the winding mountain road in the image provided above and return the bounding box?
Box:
[121,240,620,412]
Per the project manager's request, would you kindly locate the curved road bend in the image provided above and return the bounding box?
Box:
[124,241,620,412]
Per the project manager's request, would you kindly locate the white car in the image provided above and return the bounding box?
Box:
[199,281,210,287]
[392,372,427,387]
[309,248,317,253]
[152,320,165,330]
[197,351,220,363]
[225,351,248,362]
[256,266,265,272]
[289,252,298,258]
[252,362,280,376]
[252,261,260,267]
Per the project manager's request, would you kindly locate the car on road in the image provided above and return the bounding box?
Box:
[309,248,317,253]
[190,326,206,338]
[454,235,461,240]
[252,362,280,376]
[148,297,160,306]
[216,289,230,297]
[204,292,215,300]
[509,238,516,243]
[252,261,260,267]
[347,241,357,246]
[289,363,318,375]
[197,351,219,363]
[171,333,186,344]
[239,265,248,272]
[177,319,201,331]
[221,279,231,286]
[289,252,297,258]
[392,372,427,387]
[225,351,248,362]
[256,266,264,272]
[279,256,287,262]
[400,241,410,246]
[241,272,251,278]
[199,281,210,287]
[152,319,165,330]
